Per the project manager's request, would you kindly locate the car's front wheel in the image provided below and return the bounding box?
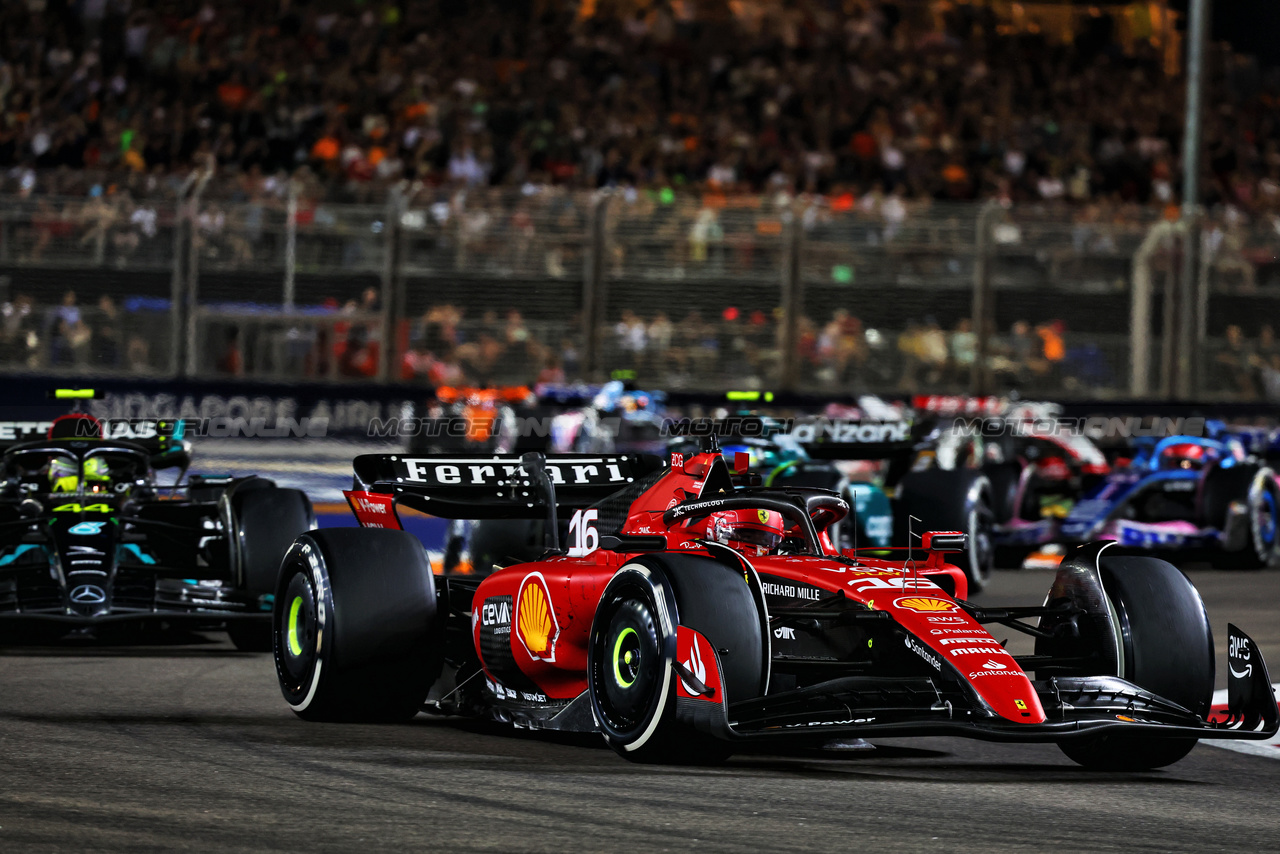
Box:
[228,486,315,651]
[1055,553,1214,770]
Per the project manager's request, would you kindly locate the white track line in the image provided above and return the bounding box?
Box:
[1206,684,1280,759]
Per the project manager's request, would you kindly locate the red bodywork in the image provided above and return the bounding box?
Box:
[348,451,1046,726]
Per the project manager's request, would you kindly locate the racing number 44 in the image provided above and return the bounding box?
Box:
[568,509,599,557]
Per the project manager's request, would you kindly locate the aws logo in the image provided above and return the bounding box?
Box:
[516,572,560,663]
[894,596,957,613]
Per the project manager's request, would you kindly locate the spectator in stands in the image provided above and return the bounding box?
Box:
[1037,320,1067,386]
[216,327,244,376]
[1256,354,1280,402]
[537,357,565,385]
[557,337,581,380]
[916,317,950,388]
[92,295,121,368]
[990,320,1042,390]
[1257,323,1277,364]
[126,336,151,372]
[950,318,976,383]
[416,305,464,355]
[0,292,37,368]
[1215,324,1256,396]
[614,310,647,371]
[504,310,530,349]
[817,309,867,386]
[47,290,90,366]
[896,321,925,391]
[647,312,674,375]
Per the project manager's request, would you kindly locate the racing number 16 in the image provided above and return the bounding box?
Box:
[567,509,599,557]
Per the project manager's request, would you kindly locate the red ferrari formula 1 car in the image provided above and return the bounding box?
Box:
[271,444,1278,770]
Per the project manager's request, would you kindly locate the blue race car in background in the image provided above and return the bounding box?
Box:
[1055,426,1280,568]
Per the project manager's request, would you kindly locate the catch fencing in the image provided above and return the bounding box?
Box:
[2,177,1277,402]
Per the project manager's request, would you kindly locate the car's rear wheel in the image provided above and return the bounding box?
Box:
[588,555,764,764]
[982,461,1024,524]
[228,487,315,651]
[273,528,442,721]
[1204,465,1280,570]
[1056,553,1214,770]
[896,468,995,592]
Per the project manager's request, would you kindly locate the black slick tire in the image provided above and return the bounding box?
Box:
[1203,464,1280,570]
[273,528,442,721]
[227,487,315,651]
[1057,554,1214,771]
[587,554,764,764]
[896,468,995,592]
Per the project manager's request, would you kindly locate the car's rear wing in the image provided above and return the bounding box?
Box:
[0,417,191,469]
[351,452,668,519]
[0,420,54,456]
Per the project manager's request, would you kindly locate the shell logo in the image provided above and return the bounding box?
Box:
[894,596,958,613]
[516,572,560,662]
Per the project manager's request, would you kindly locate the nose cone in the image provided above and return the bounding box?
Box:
[53,510,116,617]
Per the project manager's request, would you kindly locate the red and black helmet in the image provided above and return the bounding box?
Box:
[700,508,785,554]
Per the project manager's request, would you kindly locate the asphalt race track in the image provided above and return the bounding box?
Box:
[2,568,1279,853]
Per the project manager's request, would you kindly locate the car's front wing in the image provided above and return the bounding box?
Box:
[684,624,1279,745]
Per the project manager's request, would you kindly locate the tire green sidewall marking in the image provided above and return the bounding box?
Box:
[287,595,305,657]
[612,627,638,688]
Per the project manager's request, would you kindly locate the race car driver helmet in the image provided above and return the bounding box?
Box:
[1158,442,1213,471]
[48,457,79,492]
[702,508,786,555]
[83,456,112,492]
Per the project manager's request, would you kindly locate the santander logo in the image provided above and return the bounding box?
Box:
[967,658,1017,679]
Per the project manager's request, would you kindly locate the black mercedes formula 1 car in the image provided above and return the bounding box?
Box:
[0,415,313,648]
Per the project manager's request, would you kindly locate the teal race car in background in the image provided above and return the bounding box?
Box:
[672,415,998,591]
[0,413,314,647]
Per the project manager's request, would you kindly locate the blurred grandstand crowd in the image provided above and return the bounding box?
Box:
[0,0,1279,399]
[1,0,1278,206]
[402,303,1280,400]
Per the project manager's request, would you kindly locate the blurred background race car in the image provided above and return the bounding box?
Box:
[1051,427,1280,569]
[0,413,313,647]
